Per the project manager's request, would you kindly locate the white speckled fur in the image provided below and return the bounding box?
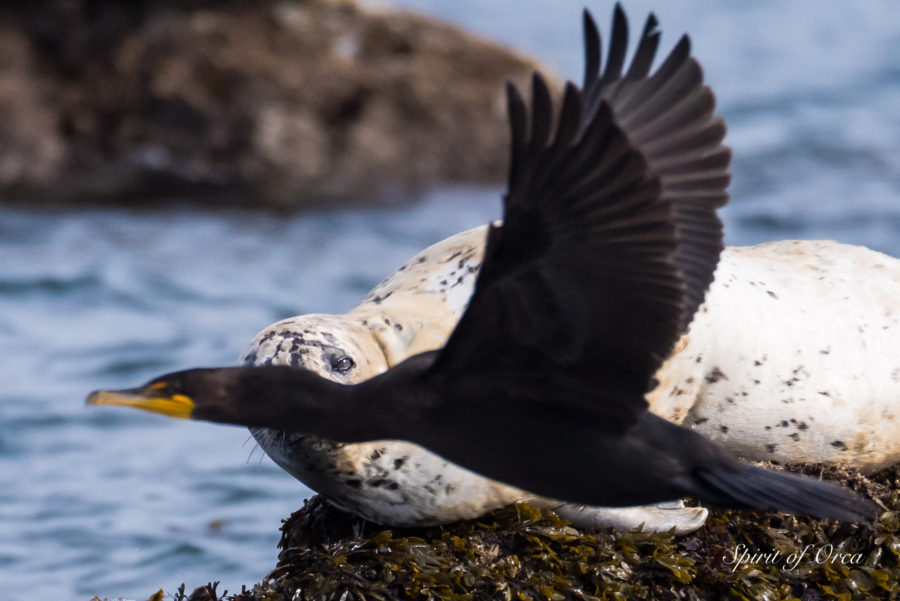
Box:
[651,240,900,472]
[242,226,900,529]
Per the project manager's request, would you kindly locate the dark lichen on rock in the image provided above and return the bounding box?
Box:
[175,464,898,601]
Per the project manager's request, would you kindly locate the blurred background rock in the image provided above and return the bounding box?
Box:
[0,0,550,208]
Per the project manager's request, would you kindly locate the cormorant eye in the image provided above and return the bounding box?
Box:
[331,356,355,374]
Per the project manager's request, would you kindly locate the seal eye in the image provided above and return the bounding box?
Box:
[331,356,355,374]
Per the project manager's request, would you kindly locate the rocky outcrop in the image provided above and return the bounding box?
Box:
[184,465,898,601]
[0,0,555,208]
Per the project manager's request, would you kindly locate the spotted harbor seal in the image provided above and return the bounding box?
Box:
[242,224,899,530]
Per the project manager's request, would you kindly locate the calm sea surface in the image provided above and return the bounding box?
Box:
[1,1,899,599]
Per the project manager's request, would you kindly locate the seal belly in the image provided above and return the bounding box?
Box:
[253,430,526,525]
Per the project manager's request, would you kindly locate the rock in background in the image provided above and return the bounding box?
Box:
[0,0,554,208]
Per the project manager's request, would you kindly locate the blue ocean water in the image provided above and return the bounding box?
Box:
[1,1,898,599]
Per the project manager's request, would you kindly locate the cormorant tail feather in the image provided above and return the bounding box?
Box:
[686,465,877,525]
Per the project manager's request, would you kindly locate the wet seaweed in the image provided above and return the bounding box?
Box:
[182,464,899,601]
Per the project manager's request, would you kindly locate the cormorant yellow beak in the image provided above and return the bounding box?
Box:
[86,386,195,419]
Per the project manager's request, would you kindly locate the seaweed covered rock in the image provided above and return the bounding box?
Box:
[0,0,552,208]
[221,464,899,601]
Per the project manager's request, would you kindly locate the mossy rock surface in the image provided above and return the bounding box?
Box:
[180,464,899,601]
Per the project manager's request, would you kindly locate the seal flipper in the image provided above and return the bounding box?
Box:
[549,500,709,534]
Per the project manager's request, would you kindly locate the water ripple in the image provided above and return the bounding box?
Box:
[2,3,899,600]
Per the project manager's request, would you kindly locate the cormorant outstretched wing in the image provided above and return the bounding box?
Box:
[581,6,730,331]
[429,6,729,432]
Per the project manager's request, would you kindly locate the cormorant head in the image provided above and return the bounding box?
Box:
[87,366,351,430]
[86,368,241,420]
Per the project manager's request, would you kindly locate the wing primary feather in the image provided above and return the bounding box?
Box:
[637,35,692,102]
[528,74,554,155]
[625,14,661,81]
[582,9,601,90]
[552,83,583,150]
[599,4,629,88]
[505,82,528,208]
[528,83,585,203]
